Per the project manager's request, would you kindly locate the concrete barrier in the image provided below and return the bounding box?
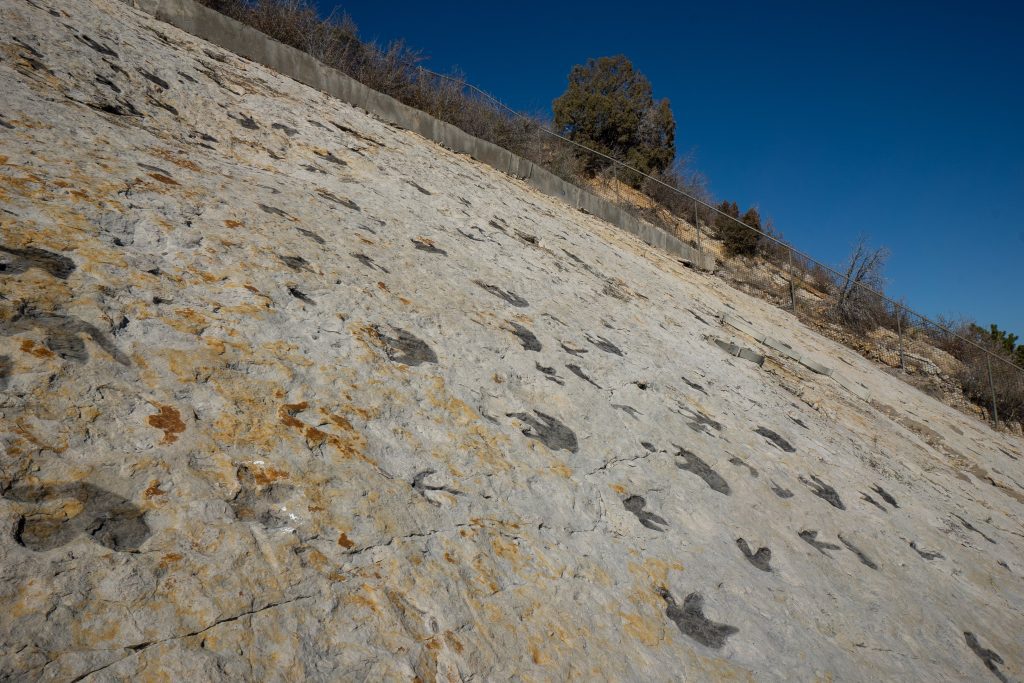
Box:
[124,0,715,271]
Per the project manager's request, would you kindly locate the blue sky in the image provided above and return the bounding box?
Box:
[319,1,1024,333]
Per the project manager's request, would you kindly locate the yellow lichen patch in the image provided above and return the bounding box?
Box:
[628,557,685,586]
[490,536,520,562]
[0,169,46,201]
[278,401,309,429]
[549,463,572,478]
[157,553,183,570]
[224,219,243,228]
[13,420,67,454]
[163,307,210,336]
[147,172,178,185]
[444,632,464,654]
[71,614,122,649]
[345,583,385,614]
[326,412,356,432]
[150,148,201,172]
[10,578,50,619]
[619,609,665,647]
[251,465,289,486]
[147,404,186,444]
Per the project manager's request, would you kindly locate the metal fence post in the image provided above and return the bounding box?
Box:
[693,197,703,256]
[896,305,905,370]
[614,163,620,206]
[987,355,999,429]
[788,249,797,311]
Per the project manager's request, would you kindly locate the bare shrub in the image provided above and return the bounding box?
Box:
[832,236,889,333]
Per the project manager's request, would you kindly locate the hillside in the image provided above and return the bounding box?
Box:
[1,0,1023,680]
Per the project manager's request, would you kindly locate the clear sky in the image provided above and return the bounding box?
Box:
[318,1,1024,333]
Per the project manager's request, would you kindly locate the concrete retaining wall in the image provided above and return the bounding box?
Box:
[125,0,714,270]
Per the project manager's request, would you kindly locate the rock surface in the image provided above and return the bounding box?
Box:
[1,0,1023,680]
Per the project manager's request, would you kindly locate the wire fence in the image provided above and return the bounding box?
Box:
[406,65,1024,431]
[186,0,1023,432]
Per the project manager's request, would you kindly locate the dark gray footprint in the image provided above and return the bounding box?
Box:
[736,538,772,572]
[675,447,730,495]
[658,589,738,649]
[838,534,878,570]
[623,495,667,531]
[507,321,541,351]
[566,363,601,388]
[585,333,622,356]
[964,631,1009,683]
[799,530,841,557]
[729,457,758,478]
[411,470,462,507]
[4,481,150,552]
[474,280,528,307]
[0,245,76,279]
[375,326,437,366]
[506,410,577,453]
[755,427,795,453]
[870,484,898,508]
[860,492,887,512]
[800,475,844,510]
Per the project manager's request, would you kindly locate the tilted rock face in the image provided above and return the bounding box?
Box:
[1,0,1022,680]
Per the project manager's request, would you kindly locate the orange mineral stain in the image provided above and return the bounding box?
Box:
[147,404,186,444]
[20,339,55,358]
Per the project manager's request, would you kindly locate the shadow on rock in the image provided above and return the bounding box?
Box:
[3,481,150,552]
[2,307,130,366]
[0,245,76,279]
